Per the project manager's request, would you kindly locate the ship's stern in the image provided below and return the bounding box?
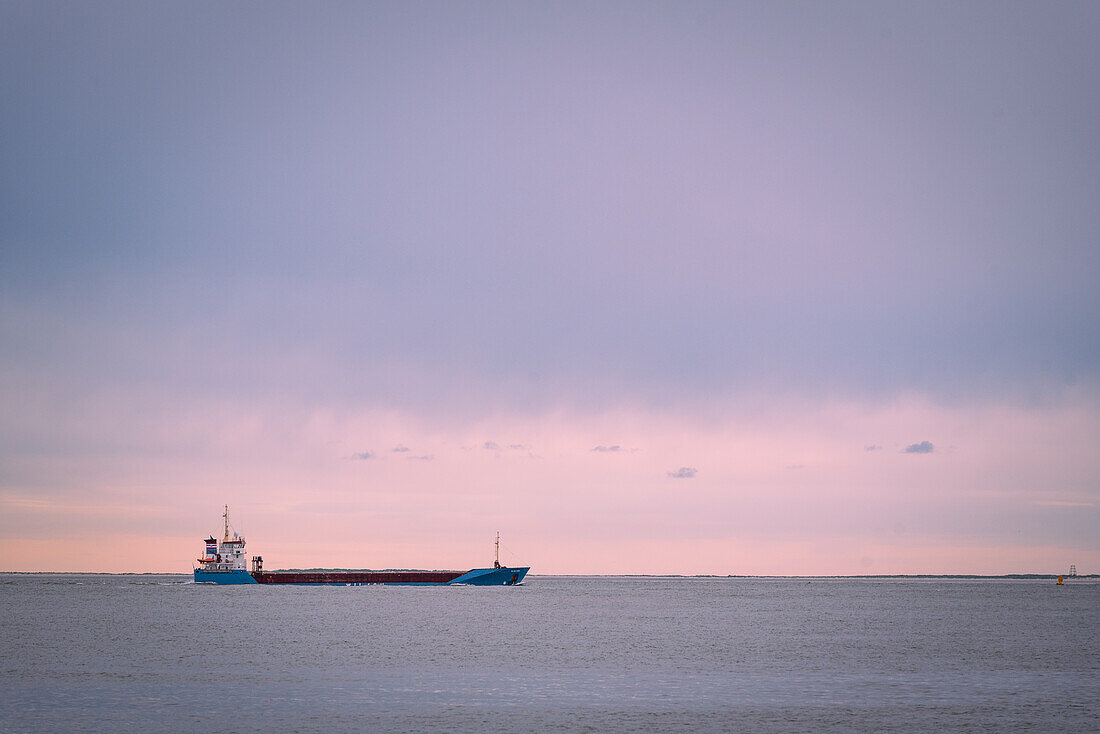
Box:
[194,569,258,584]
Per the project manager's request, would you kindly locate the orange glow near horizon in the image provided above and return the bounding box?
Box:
[2,393,1096,576]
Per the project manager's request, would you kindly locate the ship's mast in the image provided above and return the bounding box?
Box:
[494,531,500,568]
[223,504,229,542]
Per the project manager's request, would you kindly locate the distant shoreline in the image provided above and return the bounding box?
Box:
[1,571,1095,579]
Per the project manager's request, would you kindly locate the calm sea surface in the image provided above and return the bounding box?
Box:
[1,574,1096,732]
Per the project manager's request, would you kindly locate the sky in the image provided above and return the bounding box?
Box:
[1,1,1098,574]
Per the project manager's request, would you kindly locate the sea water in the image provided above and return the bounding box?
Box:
[1,574,1096,732]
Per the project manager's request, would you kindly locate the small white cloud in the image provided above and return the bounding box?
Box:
[903,441,934,454]
[667,467,698,479]
[392,444,410,453]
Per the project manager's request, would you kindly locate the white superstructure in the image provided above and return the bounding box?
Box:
[196,505,248,572]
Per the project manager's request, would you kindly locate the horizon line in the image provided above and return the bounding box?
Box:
[1,570,1092,579]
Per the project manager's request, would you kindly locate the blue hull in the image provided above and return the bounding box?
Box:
[193,566,529,585]
[194,569,258,584]
[448,567,530,585]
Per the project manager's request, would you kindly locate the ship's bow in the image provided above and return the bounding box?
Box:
[448,566,530,585]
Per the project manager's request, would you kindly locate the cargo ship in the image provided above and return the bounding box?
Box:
[193,506,529,586]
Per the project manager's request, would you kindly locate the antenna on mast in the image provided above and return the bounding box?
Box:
[494,531,501,568]
[223,505,229,542]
